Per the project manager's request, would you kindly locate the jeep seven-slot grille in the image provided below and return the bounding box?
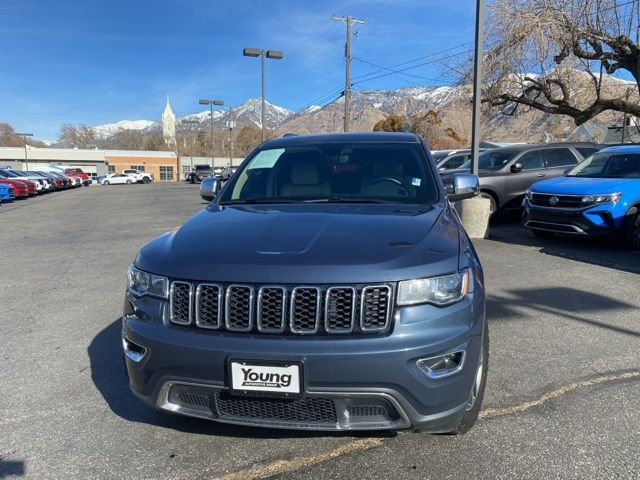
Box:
[169,281,393,335]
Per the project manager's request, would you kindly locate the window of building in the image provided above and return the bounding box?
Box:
[107,165,115,174]
[130,165,145,171]
[182,165,191,177]
[160,166,174,180]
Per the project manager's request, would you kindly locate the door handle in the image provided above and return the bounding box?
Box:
[537,173,546,177]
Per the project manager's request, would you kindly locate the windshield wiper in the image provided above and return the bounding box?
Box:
[219,199,303,205]
[304,197,396,204]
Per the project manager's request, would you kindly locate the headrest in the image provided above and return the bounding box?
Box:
[290,162,320,185]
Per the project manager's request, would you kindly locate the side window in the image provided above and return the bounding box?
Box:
[576,147,599,159]
[518,151,545,170]
[545,148,578,168]
[444,154,468,169]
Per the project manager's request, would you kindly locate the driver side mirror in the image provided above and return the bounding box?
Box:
[510,162,523,173]
[447,173,479,202]
[200,177,221,202]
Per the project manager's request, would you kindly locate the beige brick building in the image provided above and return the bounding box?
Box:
[105,150,179,181]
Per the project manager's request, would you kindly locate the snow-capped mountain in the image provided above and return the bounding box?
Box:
[92,120,155,138]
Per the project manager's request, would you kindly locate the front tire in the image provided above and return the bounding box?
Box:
[143,177,150,184]
[126,179,132,184]
[622,207,640,249]
[446,324,489,435]
[480,191,498,216]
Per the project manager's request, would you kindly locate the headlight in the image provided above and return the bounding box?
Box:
[581,193,622,205]
[397,270,470,307]
[127,265,168,298]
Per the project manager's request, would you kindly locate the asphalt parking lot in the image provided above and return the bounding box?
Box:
[1,183,639,480]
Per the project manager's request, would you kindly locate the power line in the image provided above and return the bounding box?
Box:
[353,57,448,83]
[351,48,473,87]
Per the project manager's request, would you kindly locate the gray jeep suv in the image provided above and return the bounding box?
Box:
[122,132,487,433]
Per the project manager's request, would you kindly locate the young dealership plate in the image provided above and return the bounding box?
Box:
[228,359,303,398]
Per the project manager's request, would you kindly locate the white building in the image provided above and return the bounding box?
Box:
[162,97,176,148]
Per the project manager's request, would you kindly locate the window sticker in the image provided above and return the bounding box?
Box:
[248,149,285,170]
[411,177,422,186]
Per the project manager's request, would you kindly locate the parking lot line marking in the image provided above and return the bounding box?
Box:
[213,371,640,480]
[214,438,383,480]
[479,370,640,420]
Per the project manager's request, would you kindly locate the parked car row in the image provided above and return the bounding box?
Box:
[0,166,89,205]
[186,164,235,183]
[438,142,640,249]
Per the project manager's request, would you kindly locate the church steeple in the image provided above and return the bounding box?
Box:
[162,95,176,147]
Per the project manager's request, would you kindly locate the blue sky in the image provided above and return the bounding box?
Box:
[0,0,476,140]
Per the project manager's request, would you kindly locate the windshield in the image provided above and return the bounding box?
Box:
[568,152,640,178]
[195,165,211,171]
[460,150,516,170]
[219,142,439,205]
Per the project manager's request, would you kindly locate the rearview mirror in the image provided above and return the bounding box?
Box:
[447,173,479,202]
[200,177,221,202]
[510,162,523,173]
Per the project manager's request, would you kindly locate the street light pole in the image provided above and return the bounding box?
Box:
[199,99,223,166]
[470,0,485,176]
[243,48,284,142]
[16,132,33,170]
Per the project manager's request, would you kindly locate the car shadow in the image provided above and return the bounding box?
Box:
[0,460,25,478]
[88,318,393,440]
[488,216,640,275]
[487,286,640,338]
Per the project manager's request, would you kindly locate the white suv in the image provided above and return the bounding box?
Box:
[122,169,154,184]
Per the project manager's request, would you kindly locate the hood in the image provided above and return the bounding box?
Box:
[531,176,635,195]
[136,204,461,284]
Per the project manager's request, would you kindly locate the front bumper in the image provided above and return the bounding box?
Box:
[523,198,619,236]
[122,289,485,431]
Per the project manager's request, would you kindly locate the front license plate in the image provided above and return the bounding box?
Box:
[229,360,302,397]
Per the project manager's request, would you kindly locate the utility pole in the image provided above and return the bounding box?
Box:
[16,132,33,170]
[333,16,365,132]
[470,0,485,176]
[622,88,631,143]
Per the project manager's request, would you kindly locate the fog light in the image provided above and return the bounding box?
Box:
[417,350,466,379]
[122,336,147,363]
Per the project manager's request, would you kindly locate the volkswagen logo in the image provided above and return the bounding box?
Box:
[549,196,560,206]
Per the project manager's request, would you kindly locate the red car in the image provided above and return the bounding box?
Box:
[0,178,30,198]
[59,168,91,186]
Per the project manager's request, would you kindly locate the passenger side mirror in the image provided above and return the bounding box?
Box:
[510,162,523,173]
[200,177,221,202]
[447,173,479,202]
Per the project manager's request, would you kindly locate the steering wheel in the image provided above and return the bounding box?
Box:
[363,177,409,197]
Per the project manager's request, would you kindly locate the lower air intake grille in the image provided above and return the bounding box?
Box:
[349,405,388,417]
[213,392,337,424]
[179,392,210,407]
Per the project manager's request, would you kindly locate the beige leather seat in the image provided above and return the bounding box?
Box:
[280,161,331,197]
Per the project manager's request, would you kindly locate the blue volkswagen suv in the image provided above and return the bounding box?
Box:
[523,145,640,249]
[122,133,488,433]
